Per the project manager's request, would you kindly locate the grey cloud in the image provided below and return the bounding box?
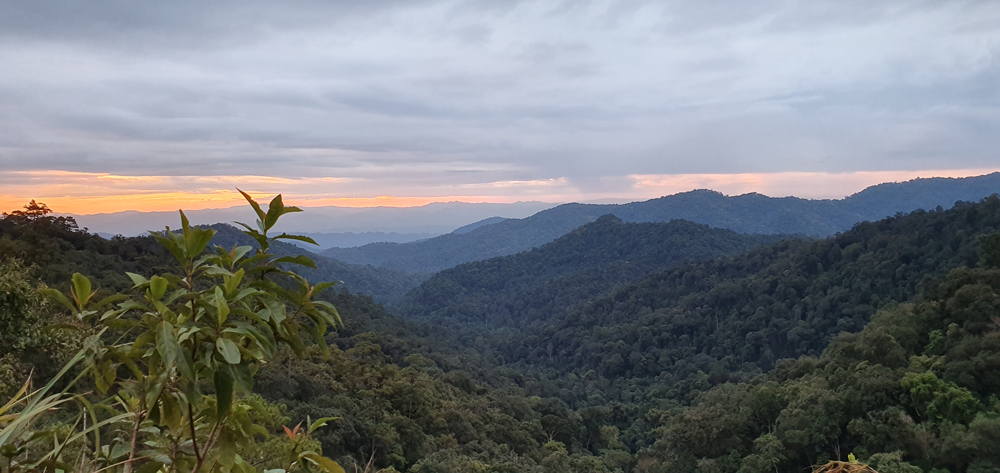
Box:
[0,0,997,185]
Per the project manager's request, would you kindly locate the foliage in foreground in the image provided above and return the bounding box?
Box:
[2,192,346,473]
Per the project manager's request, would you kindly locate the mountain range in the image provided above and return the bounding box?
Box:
[323,172,1000,273]
[67,200,556,237]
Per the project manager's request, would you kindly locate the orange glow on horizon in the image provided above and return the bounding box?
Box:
[2,168,998,215]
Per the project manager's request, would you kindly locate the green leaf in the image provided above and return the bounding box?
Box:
[272,233,318,246]
[228,364,253,394]
[264,194,285,231]
[187,226,217,260]
[92,294,127,310]
[71,273,93,310]
[224,268,245,296]
[177,348,197,385]
[215,287,231,324]
[214,368,234,417]
[230,245,253,262]
[152,230,186,266]
[156,321,179,371]
[300,453,346,473]
[126,272,149,287]
[39,288,76,313]
[272,255,318,269]
[216,338,241,364]
[307,416,341,435]
[237,188,267,224]
[149,276,169,302]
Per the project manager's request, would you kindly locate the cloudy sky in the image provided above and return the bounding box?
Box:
[1,0,998,213]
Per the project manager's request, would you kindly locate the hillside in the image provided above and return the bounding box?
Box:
[406,196,1000,400]
[639,265,1000,472]
[400,216,785,326]
[0,212,424,304]
[323,173,1000,273]
[474,197,1000,384]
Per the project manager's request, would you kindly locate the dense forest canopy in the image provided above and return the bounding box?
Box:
[400,216,785,327]
[3,194,1000,473]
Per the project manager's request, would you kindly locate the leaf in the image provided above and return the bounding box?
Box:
[224,268,245,296]
[126,272,149,287]
[238,188,267,223]
[272,233,318,246]
[272,255,318,269]
[92,294,127,310]
[71,273,93,310]
[177,348,197,386]
[216,338,241,364]
[156,321,179,371]
[152,230,186,266]
[264,194,285,231]
[228,364,253,394]
[214,368,234,417]
[187,226,217,260]
[39,288,76,313]
[307,416,341,435]
[312,281,339,295]
[300,453,346,473]
[230,245,253,262]
[149,275,169,301]
[215,286,231,324]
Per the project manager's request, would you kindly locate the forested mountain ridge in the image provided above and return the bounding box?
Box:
[479,196,1000,387]
[636,264,1000,473]
[399,216,785,326]
[323,172,1000,273]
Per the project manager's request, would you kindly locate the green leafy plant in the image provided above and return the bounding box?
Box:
[3,191,344,473]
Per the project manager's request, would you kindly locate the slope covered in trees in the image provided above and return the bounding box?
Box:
[400,216,784,327]
[639,265,1000,473]
[322,173,1000,274]
[0,207,424,303]
[463,196,1000,386]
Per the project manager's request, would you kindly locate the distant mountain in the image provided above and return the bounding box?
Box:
[324,173,1000,273]
[285,231,435,250]
[322,203,608,273]
[206,224,427,304]
[398,216,784,325]
[68,201,557,237]
[451,216,507,234]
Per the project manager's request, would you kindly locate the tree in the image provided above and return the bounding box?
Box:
[3,200,52,221]
[979,232,1000,268]
[2,191,346,473]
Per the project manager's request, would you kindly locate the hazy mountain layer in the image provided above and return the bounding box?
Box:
[286,231,436,250]
[324,173,1000,273]
[68,201,556,237]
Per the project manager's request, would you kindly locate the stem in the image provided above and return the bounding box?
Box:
[123,409,144,473]
[192,421,221,473]
[189,402,202,464]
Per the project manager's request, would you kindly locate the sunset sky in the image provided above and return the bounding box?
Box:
[2,1,998,214]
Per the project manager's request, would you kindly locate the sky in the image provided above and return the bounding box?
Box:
[1,0,998,214]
